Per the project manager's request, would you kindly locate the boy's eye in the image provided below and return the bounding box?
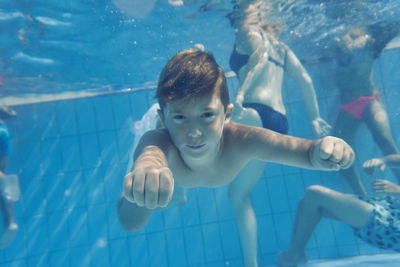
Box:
[201,112,215,120]
[173,115,185,120]
[172,115,186,124]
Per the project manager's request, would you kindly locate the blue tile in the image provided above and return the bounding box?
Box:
[79,134,100,169]
[129,92,151,121]
[69,246,91,267]
[197,188,218,224]
[332,222,357,246]
[288,103,314,138]
[184,226,206,266]
[181,189,200,227]
[19,141,42,179]
[97,131,119,166]
[145,211,164,233]
[8,140,20,174]
[102,164,124,203]
[68,208,89,247]
[129,234,149,266]
[264,163,283,178]
[116,129,134,167]
[47,211,70,251]
[3,259,27,267]
[63,171,87,209]
[266,177,290,213]
[284,173,305,212]
[166,229,187,267]
[23,215,48,257]
[90,241,110,267]
[40,139,62,176]
[44,174,66,213]
[26,253,48,267]
[87,204,108,243]
[93,96,115,132]
[60,136,82,172]
[337,244,359,258]
[223,258,243,267]
[273,213,293,250]
[75,98,97,134]
[48,250,69,267]
[302,171,323,188]
[318,245,339,260]
[357,240,381,255]
[314,220,336,248]
[258,215,278,255]
[202,223,224,262]
[37,103,58,140]
[164,207,182,229]
[109,238,130,267]
[214,186,235,221]
[219,220,241,259]
[106,201,127,240]
[15,105,38,142]
[111,94,133,129]
[251,179,271,216]
[56,100,78,137]
[147,232,168,267]
[84,169,105,206]
[22,178,46,217]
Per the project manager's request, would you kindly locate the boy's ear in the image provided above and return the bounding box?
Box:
[224,103,233,122]
[157,108,166,127]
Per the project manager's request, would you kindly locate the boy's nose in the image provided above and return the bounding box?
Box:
[187,128,202,138]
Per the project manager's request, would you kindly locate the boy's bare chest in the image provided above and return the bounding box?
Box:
[170,159,241,188]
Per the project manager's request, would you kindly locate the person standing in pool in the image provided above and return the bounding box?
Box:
[278,154,400,266]
[226,1,330,266]
[0,106,20,249]
[328,21,400,196]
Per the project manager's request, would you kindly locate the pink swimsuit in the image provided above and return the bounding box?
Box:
[340,93,381,120]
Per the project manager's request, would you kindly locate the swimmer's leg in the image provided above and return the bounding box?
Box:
[332,110,367,195]
[0,174,19,248]
[278,185,372,266]
[228,159,266,267]
[364,100,400,181]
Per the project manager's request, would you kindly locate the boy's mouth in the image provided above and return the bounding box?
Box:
[186,144,205,150]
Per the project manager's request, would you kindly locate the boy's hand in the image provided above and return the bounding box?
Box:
[362,158,386,176]
[311,117,331,137]
[123,166,174,209]
[371,179,400,196]
[310,136,354,170]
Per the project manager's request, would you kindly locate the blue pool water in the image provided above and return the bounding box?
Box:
[1,0,400,266]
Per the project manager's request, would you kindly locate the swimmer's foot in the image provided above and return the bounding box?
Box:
[0,222,18,249]
[278,250,308,267]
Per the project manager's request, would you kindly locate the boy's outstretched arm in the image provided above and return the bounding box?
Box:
[117,130,174,231]
[124,130,174,209]
[242,126,354,171]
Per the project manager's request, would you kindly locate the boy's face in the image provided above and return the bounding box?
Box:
[159,91,232,164]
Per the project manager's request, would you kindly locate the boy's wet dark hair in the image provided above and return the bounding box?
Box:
[156,49,229,110]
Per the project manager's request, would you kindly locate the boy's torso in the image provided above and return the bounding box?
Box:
[164,123,251,188]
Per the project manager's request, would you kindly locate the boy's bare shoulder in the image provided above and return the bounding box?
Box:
[224,121,269,139]
[134,128,174,159]
[140,128,172,145]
